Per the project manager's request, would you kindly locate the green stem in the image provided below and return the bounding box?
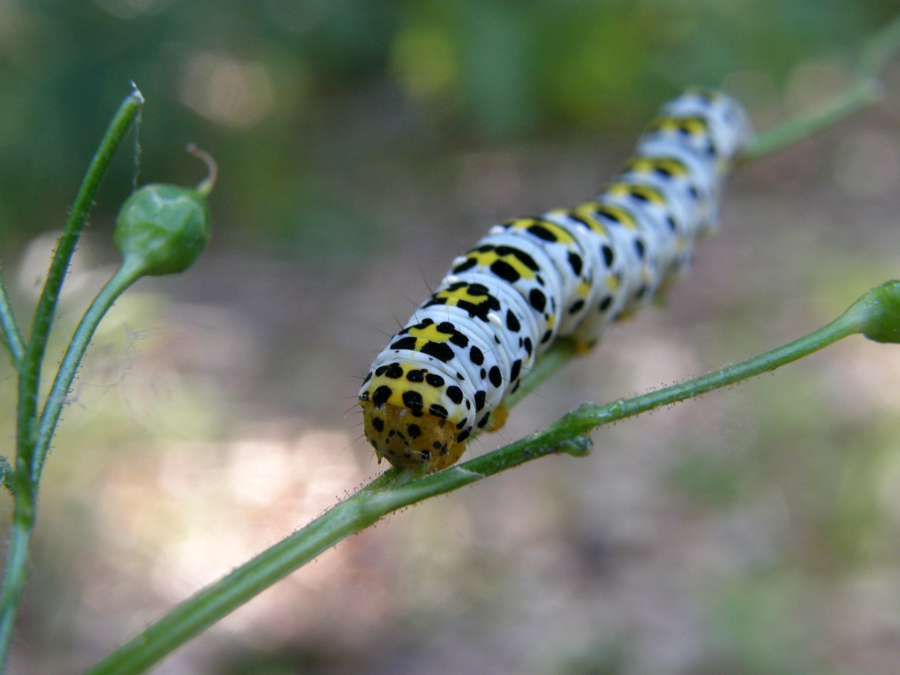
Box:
[16,87,143,475]
[0,472,36,666]
[744,10,900,161]
[34,261,146,478]
[505,338,578,410]
[83,281,900,675]
[743,77,880,160]
[0,263,144,671]
[0,87,144,674]
[0,267,24,367]
[857,11,900,78]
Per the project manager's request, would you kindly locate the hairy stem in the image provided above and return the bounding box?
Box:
[83,281,900,675]
[744,10,900,160]
[16,86,143,477]
[857,10,900,78]
[0,87,144,673]
[34,261,146,478]
[743,77,880,160]
[0,267,24,368]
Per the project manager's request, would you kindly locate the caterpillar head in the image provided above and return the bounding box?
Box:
[358,361,471,470]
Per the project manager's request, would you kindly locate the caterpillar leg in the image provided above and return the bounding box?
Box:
[486,401,509,432]
[573,339,596,354]
[429,441,467,471]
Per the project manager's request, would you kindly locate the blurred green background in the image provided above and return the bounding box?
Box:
[4,1,900,674]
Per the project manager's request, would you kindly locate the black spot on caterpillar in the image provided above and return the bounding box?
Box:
[359,89,753,470]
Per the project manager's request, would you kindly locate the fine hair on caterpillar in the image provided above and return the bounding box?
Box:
[359,89,753,470]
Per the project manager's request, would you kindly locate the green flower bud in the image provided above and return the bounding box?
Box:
[860,280,900,344]
[113,145,215,276]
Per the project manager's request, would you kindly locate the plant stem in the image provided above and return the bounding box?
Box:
[505,338,578,410]
[743,77,880,160]
[16,86,143,476]
[0,87,144,673]
[0,267,24,368]
[34,261,146,478]
[744,10,900,160]
[0,261,146,672]
[83,281,900,675]
[857,10,900,78]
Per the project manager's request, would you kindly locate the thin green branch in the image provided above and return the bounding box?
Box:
[745,11,900,160]
[83,281,900,675]
[16,86,143,474]
[857,11,900,78]
[505,337,578,409]
[34,261,145,479]
[0,267,24,367]
[0,87,144,674]
[743,77,880,159]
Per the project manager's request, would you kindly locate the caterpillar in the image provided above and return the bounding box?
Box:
[359,89,753,471]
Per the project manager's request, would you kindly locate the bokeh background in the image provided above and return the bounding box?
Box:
[3,1,900,673]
